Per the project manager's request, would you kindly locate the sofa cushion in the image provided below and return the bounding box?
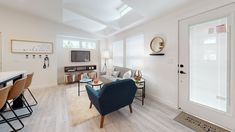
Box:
[111,71,120,78]
[100,75,122,84]
[100,66,135,84]
[106,67,115,76]
[114,66,135,78]
[123,70,132,79]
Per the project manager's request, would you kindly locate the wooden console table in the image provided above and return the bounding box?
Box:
[64,65,97,84]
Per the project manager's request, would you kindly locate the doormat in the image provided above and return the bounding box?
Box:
[174,112,230,132]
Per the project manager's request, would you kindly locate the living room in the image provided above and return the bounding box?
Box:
[0,0,235,132]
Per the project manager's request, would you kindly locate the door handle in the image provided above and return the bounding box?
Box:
[178,64,184,68]
[179,71,186,74]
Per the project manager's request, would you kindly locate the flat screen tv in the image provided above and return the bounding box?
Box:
[71,50,90,62]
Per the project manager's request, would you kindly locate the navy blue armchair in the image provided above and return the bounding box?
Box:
[86,79,137,128]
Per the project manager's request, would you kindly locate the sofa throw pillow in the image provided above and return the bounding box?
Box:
[112,71,120,78]
[106,67,115,76]
[123,70,132,79]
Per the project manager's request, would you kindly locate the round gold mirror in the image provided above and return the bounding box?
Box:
[150,37,165,53]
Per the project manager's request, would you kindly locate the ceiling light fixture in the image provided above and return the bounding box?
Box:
[117,4,132,17]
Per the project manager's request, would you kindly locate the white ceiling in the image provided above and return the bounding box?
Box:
[0,0,200,37]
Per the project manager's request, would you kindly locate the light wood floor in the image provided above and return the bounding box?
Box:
[0,84,194,132]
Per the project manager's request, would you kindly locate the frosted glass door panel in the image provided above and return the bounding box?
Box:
[189,17,229,112]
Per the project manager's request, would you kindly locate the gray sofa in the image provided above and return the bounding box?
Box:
[100,66,135,84]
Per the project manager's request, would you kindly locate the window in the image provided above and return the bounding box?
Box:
[63,40,80,48]
[112,40,124,67]
[117,4,132,17]
[81,41,96,49]
[126,34,144,69]
[63,39,96,49]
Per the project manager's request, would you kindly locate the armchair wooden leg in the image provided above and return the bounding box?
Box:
[129,104,133,113]
[100,115,105,128]
[89,101,92,109]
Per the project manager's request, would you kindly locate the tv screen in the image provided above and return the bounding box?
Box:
[71,50,90,62]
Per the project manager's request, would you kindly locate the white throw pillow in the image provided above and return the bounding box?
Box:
[106,67,115,76]
[123,70,132,79]
[112,71,120,78]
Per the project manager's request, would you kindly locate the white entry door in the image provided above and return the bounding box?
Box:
[179,4,235,131]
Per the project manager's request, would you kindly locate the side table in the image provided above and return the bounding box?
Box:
[88,81,103,89]
[132,78,145,105]
[78,79,92,96]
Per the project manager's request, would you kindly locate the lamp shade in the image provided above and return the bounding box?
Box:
[102,51,110,59]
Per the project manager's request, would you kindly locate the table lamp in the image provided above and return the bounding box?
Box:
[133,64,143,81]
[102,51,110,72]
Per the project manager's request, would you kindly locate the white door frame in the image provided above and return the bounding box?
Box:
[178,3,235,131]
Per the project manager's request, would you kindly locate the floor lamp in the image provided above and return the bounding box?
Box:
[102,51,110,72]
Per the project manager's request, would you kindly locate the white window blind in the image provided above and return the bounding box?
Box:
[126,34,144,69]
[112,40,124,67]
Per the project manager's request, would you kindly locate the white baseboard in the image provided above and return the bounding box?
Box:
[146,93,178,109]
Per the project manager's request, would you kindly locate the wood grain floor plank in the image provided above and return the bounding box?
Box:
[0,85,194,132]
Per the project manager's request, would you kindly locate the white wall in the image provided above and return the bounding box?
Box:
[99,39,111,72]
[107,0,235,108]
[0,6,98,89]
[56,37,101,84]
[0,32,2,72]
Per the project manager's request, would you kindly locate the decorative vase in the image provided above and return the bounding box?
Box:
[134,70,142,81]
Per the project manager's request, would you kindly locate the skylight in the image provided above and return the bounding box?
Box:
[117,4,132,17]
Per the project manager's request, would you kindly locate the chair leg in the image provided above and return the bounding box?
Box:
[100,115,105,128]
[0,113,17,132]
[4,91,35,113]
[21,95,33,113]
[0,104,7,112]
[129,104,133,113]
[27,88,38,106]
[0,97,32,124]
[6,102,24,131]
[89,101,92,109]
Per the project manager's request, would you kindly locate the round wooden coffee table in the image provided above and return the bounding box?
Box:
[88,81,103,89]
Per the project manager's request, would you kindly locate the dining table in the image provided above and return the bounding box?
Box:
[0,71,26,111]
